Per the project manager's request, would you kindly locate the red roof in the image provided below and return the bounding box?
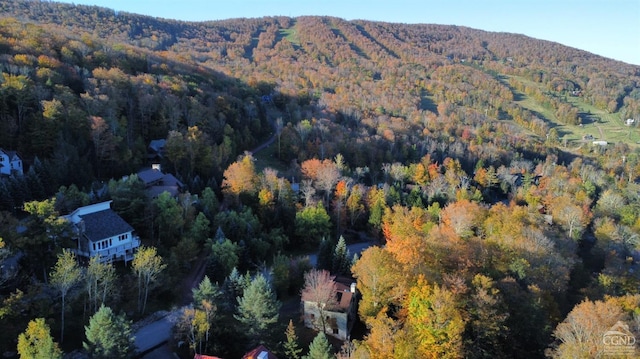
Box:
[242,345,278,359]
[194,354,223,359]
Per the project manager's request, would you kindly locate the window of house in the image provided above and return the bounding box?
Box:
[333,327,339,335]
[109,238,112,246]
[93,243,96,251]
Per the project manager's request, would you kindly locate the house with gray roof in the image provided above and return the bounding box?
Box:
[137,164,185,198]
[63,201,140,263]
[147,139,166,160]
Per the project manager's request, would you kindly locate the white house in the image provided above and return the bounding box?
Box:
[0,149,23,176]
[302,277,358,340]
[63,201,140,263]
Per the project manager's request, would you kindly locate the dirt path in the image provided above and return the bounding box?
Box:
[180,251,209,305]
[250,132,277,154]
[597,125,605,140]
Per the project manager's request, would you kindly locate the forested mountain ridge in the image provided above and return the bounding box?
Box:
[1,1,640,358]
[1,0,639,182]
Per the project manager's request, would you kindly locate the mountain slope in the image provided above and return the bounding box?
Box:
[0,0,638,182]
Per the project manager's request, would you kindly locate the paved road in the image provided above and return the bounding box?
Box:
[134,312,179,357]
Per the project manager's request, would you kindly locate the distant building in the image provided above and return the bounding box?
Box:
[302,276,358,340]
[148,139,166,161]
[137,164,185,198]
[63,201,140,263]
[0,148,23,176]
[592,141,608,146]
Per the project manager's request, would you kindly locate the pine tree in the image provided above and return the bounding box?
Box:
[283,319,303,359]
[17,318,63,359]
[332,235,351,275]
[192,275,221,308]
[84,305,135,359]
[303,332,333,359]
[316,237,334,270]
[234,273,280,344]
[222,267,246,309]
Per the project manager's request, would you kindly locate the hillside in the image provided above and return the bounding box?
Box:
[1,1,640,358]
[1,2,638,174]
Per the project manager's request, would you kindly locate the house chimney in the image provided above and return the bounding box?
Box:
[350,282,356,293]
[152,163,161,171]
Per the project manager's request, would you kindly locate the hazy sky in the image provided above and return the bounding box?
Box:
[58,0,640,65]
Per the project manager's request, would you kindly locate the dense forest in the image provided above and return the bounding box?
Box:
[0,0,639,358]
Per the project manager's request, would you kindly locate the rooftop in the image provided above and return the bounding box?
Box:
[79,209,134,242]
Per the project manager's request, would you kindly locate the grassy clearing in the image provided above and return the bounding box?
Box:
[507,75,640,146]
[279,27,300,46]
[252,138,289,173]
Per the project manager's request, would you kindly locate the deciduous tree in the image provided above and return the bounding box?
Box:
[295,203,331,249]
[351,247,404,318]
[50,249,82,343]
[132,246,166,315]
[85,256,116,315]
[17,318,63,359]
[222,152,258,202]
[301,269,337,334]
[153,191,184,246]
[209,237,240,278]
[405,277,465,359]
[547,295,640,358]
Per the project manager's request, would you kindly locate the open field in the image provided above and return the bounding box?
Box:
[507,75,640,147]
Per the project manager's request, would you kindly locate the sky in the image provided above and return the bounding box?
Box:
[58,0,640,65]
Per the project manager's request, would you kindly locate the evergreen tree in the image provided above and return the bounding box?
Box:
[316,237,334,270]
[189,212,211,245]
[283,319,303,359]
[192,275,221,308]
[332,235,351,275]
[17,318,63,359]
[234,273,280,345]
[303,332,333,359]
[222,267,246,309]
[84,305,135,359]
